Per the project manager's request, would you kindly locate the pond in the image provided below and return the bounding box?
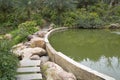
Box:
[49,29,120,80]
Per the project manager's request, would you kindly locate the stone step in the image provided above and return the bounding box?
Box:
[17,67,40,73]
[20,59,41,67]
[16,73,42,80]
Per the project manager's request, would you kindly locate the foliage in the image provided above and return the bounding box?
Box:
[62,9,104,28]
[18,21,38,35]
[43,0,75,25]
[16,0,39,20]
[87,2,120,24]
[0,0,120,28]
[0,51,18,80]
[0,0,15,22]
[76,10,104,28]
[31,14,44,27]
[0,40,18,80]
[0,40,13,52]
[11,21,38,44]
[76,0,99,8]
[62,11,78,27]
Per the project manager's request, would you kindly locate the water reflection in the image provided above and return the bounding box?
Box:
[49,29,120,80]
[80,56,120,80]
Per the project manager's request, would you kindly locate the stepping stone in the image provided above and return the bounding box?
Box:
[20,59,41,67]
[17,67,40,73]
[16,73,42,80]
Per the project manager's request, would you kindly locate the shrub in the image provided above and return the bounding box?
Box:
[10,21,39,44]
[87,3,120,24]
[0,40,13,52]
[62,9,104,28]
[31,14,44,27]
[76,10,104,28]
[62,11,78,27]
[18,21,38,35]
[0,40,18,80]
[0,52,18,80]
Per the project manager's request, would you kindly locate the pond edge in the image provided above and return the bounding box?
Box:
[44,27,115,80]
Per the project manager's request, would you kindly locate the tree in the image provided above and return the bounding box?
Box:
[76,0,98,9]
[43,0,75,25]
[0,0,15,22]
[16,0,40,20]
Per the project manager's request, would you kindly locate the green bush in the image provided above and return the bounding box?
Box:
[0,40,18,80]
[62,11,78,27]
[18,21,38,35]
[0,52,18,80]
[62,9,104,28]
[76,9,104,28]
[0,40,13,52]
[87,3,120,24]
[31,14,44,27]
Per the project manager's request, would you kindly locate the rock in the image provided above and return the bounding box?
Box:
[31,47,46,56]
[27,35,34,41]
[30,37,45,48]
[21,47,46,59]
[12,43,27,56]
[40,56,49,64]
[109,23,120,29]
[30,55,40,60]
[36,31,47,38]
[20,48,33,59]
[58,71,76,80]
[27,35,38,41]
[4,34,12,40]
[48,23,54,31]
[24,42,31,47]
[42,61,76,80]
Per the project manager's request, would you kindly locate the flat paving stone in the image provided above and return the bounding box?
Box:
[17,67,41,73]
[16,73,42,80]
[20,59,41,67]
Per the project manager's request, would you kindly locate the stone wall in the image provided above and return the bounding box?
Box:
[45,27,115,80]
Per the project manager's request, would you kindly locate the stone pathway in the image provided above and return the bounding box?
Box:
[16,59,42,80]
[14,26,52,80]
[14,25,76,80]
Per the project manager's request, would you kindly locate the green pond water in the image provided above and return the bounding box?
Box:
[49,29,120,80]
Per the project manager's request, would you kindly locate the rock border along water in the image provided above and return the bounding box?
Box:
[13,26,76,80]
[45,27,115,80]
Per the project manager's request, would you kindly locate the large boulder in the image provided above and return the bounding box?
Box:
[30,37,45,48]
[109,23,120,29]
[31,47,46,56]
[42,61,76,80]
[11,43,27,56]
[21,47,46,59]
[20,48,33,59]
